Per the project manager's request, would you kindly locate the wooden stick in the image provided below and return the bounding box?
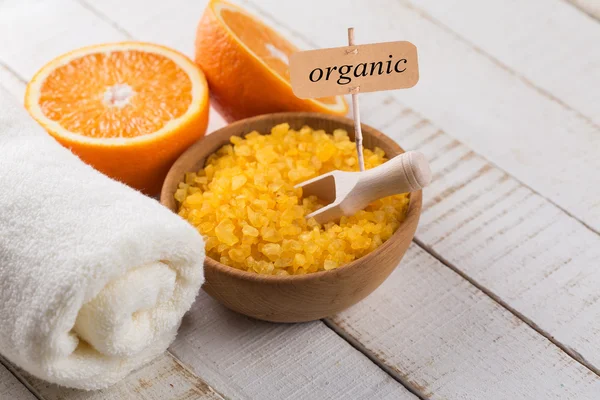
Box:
[348,27,365,172]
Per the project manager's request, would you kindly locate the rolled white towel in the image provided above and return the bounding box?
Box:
[0,92,205,389]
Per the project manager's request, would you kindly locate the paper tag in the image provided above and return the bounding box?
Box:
[290,41,419,99]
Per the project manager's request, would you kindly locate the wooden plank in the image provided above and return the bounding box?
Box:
[170,292,416,400]
[0,362,36,400]
[360,92,600,374]
[401,0,600,126]
[0,0,124,79]
[24,353,225,400]
[235,0,600,235]
[0,63,25,101]
[565,0,600,20]
[327,244,600,400]
[78,0,207,56]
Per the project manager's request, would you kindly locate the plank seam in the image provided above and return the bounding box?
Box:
[0,354,45,400]
[395,0,600,132]
[77,0,134,39]
[165,350,229,400]
[321,318,428,400]
[242,0,599,132]
[238,0,321,49]
[411,237,600,378]
[562,0,600,22]
[377,95,600,237]
[0,60,27,84]
[0,350,228,400]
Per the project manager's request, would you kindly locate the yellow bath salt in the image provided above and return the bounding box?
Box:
[175,123,410,275]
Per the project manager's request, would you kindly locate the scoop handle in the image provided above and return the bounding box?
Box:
[356,151,432,203]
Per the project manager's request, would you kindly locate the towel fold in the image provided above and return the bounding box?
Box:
[0,92,205,389]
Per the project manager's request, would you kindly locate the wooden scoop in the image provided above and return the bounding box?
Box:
[296,151,432,224]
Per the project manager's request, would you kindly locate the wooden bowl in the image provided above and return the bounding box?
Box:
[161,112,422,322]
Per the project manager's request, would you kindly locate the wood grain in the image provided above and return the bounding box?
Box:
[81,0,205,56]
[0,0,124,79]
[238,0,600,235]
[23,353,225,400]
[161,112,421,322]
[0,362,35,400]
[169,291,416,400]
[299,150,430,224]
[401,0,600,127]
[361,92,600,374]
[327,244,600,400]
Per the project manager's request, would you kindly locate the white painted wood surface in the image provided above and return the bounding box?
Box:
[0,362,35,400]
[0,64,25,100]
[359,93,600,375]
[24,354,226,400]
[0,0,599,399]
[328,244,600,400]
[407,0,600,126]
[170,292,414,400]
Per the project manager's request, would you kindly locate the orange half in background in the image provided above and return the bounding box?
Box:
[195,0,348,122]
[25,42,210,195]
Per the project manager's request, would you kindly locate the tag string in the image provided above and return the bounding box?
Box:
[347,27,365,172]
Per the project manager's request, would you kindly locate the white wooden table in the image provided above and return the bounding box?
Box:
[1,0,599,399]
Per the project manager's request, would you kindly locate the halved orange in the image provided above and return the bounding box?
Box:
[195,0,348,122]
[25,42,209,195]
